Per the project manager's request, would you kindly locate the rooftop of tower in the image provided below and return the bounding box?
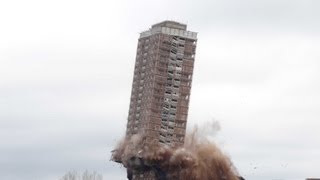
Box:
[151,20,187,30]
[140,20,197,40]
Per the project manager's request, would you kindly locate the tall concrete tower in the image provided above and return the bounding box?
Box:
[125,21,197,179]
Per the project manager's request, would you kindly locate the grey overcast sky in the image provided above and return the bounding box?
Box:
[1,0,319,179]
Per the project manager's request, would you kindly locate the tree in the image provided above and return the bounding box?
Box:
[60,170,103,180]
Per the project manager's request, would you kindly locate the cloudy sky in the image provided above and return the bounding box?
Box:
[1,0,319,179]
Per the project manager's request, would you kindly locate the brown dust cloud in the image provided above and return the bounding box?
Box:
[112,122,242,180]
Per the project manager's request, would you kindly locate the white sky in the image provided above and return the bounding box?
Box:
[1,0,319,179]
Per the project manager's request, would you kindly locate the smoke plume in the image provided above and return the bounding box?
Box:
[112,122,240,180]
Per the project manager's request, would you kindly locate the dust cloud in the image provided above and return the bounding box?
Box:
[112,122,241,180]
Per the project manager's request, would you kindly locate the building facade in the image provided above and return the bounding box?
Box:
[125,21,197,179]
[126,21,197,146]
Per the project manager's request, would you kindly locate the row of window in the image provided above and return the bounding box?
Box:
[158,36,187,144]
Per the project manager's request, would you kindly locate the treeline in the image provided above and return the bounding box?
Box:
[60,170,103,180]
